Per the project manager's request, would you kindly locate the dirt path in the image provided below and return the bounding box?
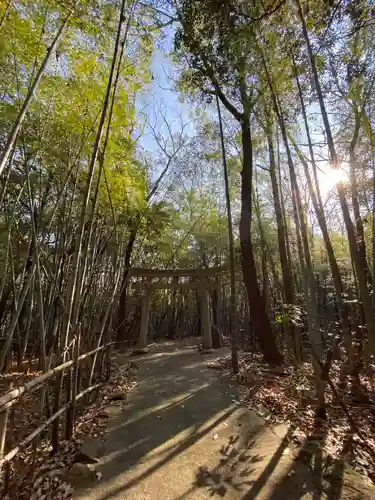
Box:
[73,341,374,500]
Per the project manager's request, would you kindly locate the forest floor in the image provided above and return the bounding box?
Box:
[208,350,375,495]
[2,357,138,499]
[70,340,375,500]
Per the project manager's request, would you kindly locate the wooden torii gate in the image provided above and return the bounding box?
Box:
[129,267,226,354]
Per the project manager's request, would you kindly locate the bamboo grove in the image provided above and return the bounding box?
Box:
[0,0,375,452]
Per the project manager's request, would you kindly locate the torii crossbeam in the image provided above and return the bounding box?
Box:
[129,267,227,354]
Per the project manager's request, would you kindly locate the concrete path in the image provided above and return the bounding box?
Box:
[74,341,371,500]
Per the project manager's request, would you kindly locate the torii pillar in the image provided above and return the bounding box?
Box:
[133,286,151,354]
[200,280,214,353]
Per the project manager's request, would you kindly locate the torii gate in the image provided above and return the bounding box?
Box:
[129,267,226,354]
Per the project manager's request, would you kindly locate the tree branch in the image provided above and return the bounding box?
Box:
[233,0,286,22]
[198,52,243,121]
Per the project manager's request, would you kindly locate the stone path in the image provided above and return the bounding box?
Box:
[74,341,374,500]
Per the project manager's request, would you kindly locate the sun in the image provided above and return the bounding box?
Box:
[317,163,348,197]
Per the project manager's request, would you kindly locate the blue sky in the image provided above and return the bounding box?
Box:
[135,25,196,154]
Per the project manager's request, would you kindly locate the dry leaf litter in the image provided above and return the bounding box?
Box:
[207,352,375,483]
[0,360,138,499]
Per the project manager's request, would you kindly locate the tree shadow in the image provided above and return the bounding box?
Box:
[192,434,264,497]
[181,423,296,500]
[74,342,236,499]
[184,415,349,500]
[264,416,345,500]
[241,427,295,499]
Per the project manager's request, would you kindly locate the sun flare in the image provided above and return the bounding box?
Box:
[317,163,348,196]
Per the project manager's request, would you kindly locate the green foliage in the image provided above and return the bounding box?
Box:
[0,0,153,226]
[275,304,304,328]
[2,0,375,364]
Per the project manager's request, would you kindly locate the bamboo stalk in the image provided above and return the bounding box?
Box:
[0,343,114,412]
[0,266,36,371]
[0,381,13,459]
[66,332,80,440]
[0,9,73,176]
[0,382,102,469]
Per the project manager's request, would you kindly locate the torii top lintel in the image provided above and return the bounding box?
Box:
[128,267,227,278]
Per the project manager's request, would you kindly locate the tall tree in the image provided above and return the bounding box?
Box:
[174,0,283,365]
[294,0,375,357]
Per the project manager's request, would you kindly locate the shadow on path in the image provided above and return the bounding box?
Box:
[75,341,240,499]
[75,341,373,500]
[265,417,346,500]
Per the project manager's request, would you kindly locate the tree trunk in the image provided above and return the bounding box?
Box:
[291,63,354,368]
[216,95,238,370]
[264,59,325,411]
[371,105,375,309]
[265,120,300,361]
[349,106,371,286]
[240,117,283,366]
[295,0,375,357]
